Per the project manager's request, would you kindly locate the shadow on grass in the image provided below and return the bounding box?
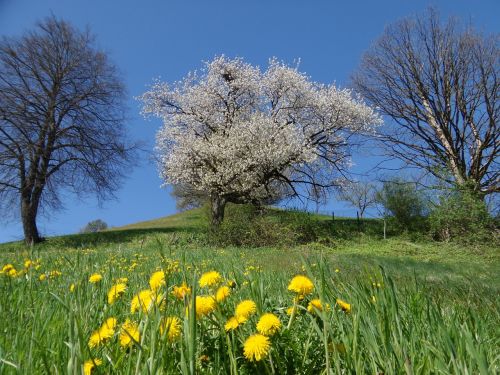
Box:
[0,226,202,252]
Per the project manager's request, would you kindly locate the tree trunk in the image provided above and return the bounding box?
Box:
[210,195,226,227]
[21,199,41,245]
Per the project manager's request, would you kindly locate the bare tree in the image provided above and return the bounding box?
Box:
[352,9,499,197]
[0,16,137,244]
[336,180,377,218]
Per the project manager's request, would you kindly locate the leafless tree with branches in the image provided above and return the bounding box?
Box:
[352,9,499,198]
[336,180,377,218]
[0,16,138,244]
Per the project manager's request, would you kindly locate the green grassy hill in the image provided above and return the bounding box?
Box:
[1,206,498,291]
[1,206,499,373]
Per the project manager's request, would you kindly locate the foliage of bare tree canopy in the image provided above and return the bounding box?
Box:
[79,219,108,234]
[0,16,137,244]
[352,9,499,197]
[141,56,380,225]
[336,180,377,218]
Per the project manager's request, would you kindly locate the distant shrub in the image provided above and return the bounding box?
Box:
[376,179,429,232]
[79,219,108,234]
[429,189,493,242]
[207,204,322,247]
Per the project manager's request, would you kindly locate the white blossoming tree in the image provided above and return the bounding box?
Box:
[141,57,380,225]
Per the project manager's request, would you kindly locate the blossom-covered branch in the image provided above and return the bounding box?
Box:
[140,56,381,224]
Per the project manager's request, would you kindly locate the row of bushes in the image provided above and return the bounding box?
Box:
[378,183,497,242]
[206,190,497,248]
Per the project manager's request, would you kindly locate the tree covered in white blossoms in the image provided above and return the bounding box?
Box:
[141,56,381,225]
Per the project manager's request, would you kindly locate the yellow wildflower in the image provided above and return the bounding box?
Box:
[286,306,296,316]
[7,268,19,277]
[1,264,14,274]
[89,273,102,284]
[235,300,257,320]
[108,283,127,304]
[160,316,181,342]
[198,271,222,288]
[49,270,61,278]
[130,290,162,313]
[288,275,314,296]
[119,319,140,348]
[70,283,76,292]
[195,296,216,318]
[307,299,331,313]
[39,274,46,281]
[224,316,240,331]
[83,359,102,375]
[115,277,128,284]
[149,270,166,291]
[243,334,270,362]
[256,313,281,336]
[172,283,191,300]
[88,318,117,348]
[336,298,351,313]
[215,286,231,302]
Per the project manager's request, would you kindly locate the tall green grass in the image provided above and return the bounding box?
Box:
[1,239,498,374]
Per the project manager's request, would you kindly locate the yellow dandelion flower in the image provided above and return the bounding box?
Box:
[172,283,191,300]
[288,275,314,296]
[130,289,161,313]
[224,316,240,331]
[160,316,181,342]
[24,260,33,269]
[119,319,140,348]
[256,313,281,336]
[235,300,257,320]
[83,359,102,375]
[70,283,76,292]
[215,286,231,302]
[198,271,222,288]
[7,268,18,277]
[307,299,331,313]
[149,270,166,291]
[88,317,117,348]
[195,296,216,318]
[336,298,351,313]
[108,283,127,304]
[243,334,270,362]
[39,274,46,281]
[49,270,61,278]
[115,277,128,284]
[89,273,102,284]
[1,264,14,274]
[286,306,297,316]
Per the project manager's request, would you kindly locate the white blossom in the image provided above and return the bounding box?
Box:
[140,56,381,205]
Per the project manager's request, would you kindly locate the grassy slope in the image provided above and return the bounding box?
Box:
[1,207,499,373]
[1,207,498,293]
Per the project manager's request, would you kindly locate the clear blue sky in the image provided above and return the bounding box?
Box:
[0,0,499,242]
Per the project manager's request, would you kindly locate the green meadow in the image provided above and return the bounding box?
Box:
[0,207,499,374]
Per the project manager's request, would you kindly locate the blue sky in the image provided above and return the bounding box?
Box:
[0,0,499,242]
